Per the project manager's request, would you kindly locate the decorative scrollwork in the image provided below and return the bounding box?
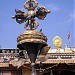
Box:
[12,0,51,30]
[53,36,62,48]
[36,5,51,20]
[24,0,38,10]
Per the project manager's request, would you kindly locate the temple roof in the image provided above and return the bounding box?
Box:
[0,48,75,64]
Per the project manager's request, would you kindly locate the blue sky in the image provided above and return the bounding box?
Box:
[0,0,74,49]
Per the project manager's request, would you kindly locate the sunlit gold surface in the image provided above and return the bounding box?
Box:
[53,36,62,48]
[17,30,47,45]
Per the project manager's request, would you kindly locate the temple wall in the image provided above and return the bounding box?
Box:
[22,67,31,75]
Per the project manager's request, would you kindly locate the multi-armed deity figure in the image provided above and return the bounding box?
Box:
[12,0,51,30]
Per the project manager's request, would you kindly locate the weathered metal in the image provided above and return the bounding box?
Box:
[12,0,51,30]
[17,30,47,44]
[12,0,50,75]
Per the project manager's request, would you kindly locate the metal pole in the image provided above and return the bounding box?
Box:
[31,63,37,75]
[29,0,37,75]
[30,0,32,7]
[0,45,1,49]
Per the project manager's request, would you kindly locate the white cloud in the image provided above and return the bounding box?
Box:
[45,3,60,11]
[58,11,75,25]
[38,3,60,11]
[67,11,75,23]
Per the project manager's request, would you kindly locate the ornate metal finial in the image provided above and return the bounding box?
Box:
[53,36,62,48]
[12,0,51,30]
